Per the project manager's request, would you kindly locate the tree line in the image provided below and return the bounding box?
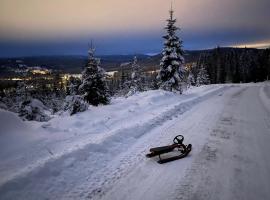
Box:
[200,47,270,84]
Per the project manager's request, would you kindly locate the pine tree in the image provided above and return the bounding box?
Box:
[158,7,185,93]
[16,81,29,104]
[196,65,210,86]
[52,72,62,96]
[188,62,199,86]
[79,44,110,106]
[67,76,81,96]
[119,63,130,95]
[126,56,144,96]
[187,72,196,87]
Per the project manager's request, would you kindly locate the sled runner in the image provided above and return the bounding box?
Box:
[146,135,192,164]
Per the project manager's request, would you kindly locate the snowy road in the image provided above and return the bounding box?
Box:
[0,83,270,200]
[97,83,270,200]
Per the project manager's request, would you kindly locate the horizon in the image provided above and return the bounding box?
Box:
[0,45,270,59]
[1,46,269,59]
[1,0,270,57]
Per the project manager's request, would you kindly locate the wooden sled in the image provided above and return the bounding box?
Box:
[146,135,192,164]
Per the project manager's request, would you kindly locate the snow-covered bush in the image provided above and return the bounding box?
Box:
[64,95,88,115]
[19,98,51,121]
[125,87,136,97]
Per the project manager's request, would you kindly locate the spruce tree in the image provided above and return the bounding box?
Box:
[189,62,200,85]
[16,81,29,104]
[79,45,110,106]
[119,63,131,96]
[158,7,185,93]
[196,65,210,86]
[67,76,81,96]
[187,72,196,87]
[126,56,144,96]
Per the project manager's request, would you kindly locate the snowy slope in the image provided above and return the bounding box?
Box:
[0,82,270,200]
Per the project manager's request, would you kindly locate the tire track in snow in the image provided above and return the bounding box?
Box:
[173,85,270,200]
[173,87,243,200]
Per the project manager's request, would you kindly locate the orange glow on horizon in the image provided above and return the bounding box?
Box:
[231,41,270,49]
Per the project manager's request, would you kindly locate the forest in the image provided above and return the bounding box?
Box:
[198,47,270,83]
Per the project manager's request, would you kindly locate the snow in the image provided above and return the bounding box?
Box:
[259,81,270,112]
[145,53,159,56]
[0,82,270,200]
[19,98,51,121]
[120,62,131,67]
[0,109,30,135]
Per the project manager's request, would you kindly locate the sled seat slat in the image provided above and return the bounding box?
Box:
[150,145,176,154]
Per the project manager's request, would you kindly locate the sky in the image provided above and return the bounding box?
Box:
[0,0,270,57]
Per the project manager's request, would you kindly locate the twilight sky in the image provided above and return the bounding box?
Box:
[0,0,270,57]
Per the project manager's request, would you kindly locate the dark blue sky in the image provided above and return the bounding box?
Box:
[0,0,270,57]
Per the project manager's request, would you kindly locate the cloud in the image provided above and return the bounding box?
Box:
[0,0,269,56]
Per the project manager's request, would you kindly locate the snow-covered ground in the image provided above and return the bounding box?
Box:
[0,82,270,200]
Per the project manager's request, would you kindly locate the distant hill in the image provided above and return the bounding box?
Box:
[0,47,265,75]
[0,54,152,74]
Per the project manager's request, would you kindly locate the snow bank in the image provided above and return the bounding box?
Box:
[0,109,49,187]
[47,85,226,144]
[259,82,270,112]
[0,109,29,135]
